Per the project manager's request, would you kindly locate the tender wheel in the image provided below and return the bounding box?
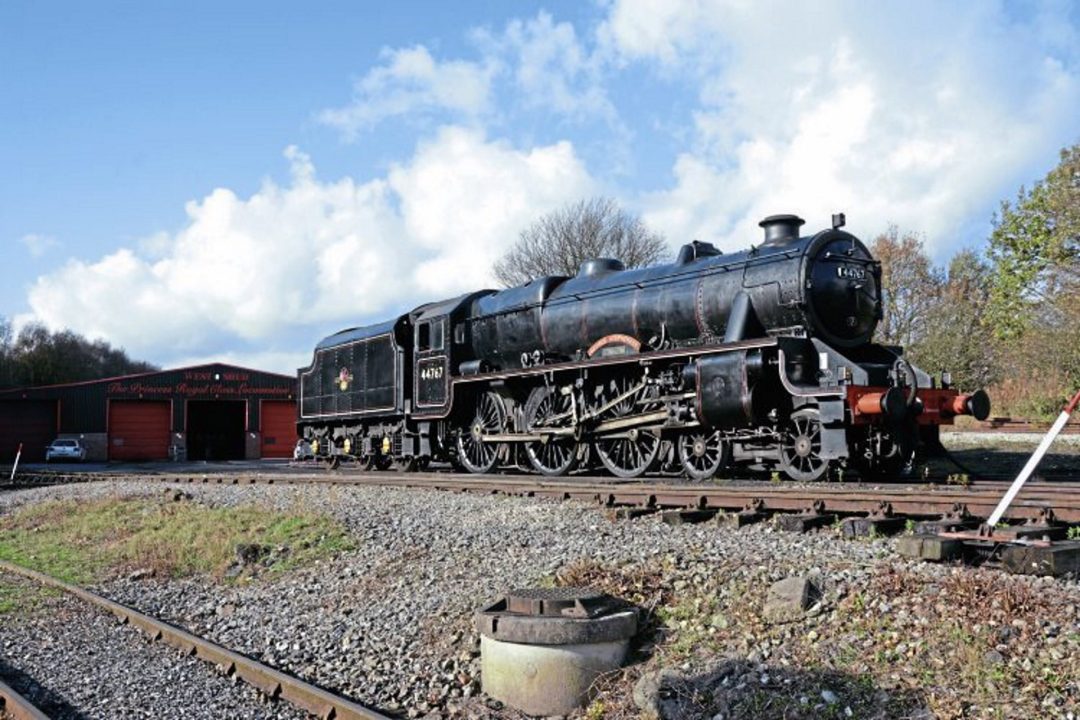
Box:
[456,391,507,474]
[523,386,578,477]
[392,456,417,473]
[326,455,340,471]
[356,454,375,471]
[678,431,729,481]
[779,408,828,481]
[593,375,661,478]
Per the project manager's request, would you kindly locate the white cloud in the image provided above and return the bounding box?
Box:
[18,233,59,257]
[26,130,594,362]
[602,0,1080,254]
[322,13,626,142]
[474,12,616,122]
[318,46,498,138]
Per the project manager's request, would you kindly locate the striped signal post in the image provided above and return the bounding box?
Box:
[9,443,22,481]
[986,389,1080,528]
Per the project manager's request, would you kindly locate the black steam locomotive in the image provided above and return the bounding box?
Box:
[298,213,989,480]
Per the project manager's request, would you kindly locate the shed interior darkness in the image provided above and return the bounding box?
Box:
[186,400,245,461]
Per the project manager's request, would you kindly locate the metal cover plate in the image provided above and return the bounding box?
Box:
[506,587,609,617]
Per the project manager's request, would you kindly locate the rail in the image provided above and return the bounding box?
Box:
[0,677,49,720]
[0,561,390,720]
[5,469,1079,524]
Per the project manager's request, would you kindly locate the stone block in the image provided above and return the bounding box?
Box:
[1000,542,1080,577]
[775,513,835,533]
[895,533,964,561]
[660,509,716,525]
[841,516,906,538]
[763,576,815,623]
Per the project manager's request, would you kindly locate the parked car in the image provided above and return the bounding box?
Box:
[45,438,87,462]
[293,439,314,461]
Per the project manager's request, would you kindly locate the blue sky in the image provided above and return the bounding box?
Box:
[2,0,1078,373]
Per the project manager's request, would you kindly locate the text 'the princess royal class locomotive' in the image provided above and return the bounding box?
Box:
[297,213,990,481]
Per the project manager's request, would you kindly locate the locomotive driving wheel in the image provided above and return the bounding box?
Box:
[593,376,661,478]
[779,408,829,481]
[456,391,507,474]
[678,431,729,481]
[523,386,579,476]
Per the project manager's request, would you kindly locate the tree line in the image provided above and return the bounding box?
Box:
[875,143,1078,420]
[0,318,157,389]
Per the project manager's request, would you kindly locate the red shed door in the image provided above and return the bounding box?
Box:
[0,400,57,462]
[260,400,297,458]
[109,401,170,461]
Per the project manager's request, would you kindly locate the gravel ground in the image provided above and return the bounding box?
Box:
[1,480,1079,719]
[0,571,310,720]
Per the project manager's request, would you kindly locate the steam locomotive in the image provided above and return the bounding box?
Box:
[297,213,989,480]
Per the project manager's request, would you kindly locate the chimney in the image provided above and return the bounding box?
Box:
[758,214,805,245]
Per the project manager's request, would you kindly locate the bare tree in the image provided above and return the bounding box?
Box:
[494,197,668,287]
[870,226,944,348]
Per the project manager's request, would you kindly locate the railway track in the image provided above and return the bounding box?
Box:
[5,467,1080,525]
[0,561,389,720]
[0,676,48,720]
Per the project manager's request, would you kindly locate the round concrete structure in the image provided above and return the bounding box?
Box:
[475,588,637,716]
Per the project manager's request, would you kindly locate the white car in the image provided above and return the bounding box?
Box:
[45,439,87,463]
[293,439,314,461]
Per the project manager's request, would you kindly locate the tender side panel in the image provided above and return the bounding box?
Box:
[300,333,400,419]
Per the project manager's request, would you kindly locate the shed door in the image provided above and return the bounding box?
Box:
[109,400,170,461]
[260,401,297,458]
[414,317,449,411]
[0,400,57,462]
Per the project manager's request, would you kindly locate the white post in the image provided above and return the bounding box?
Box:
[986,389,1080,528]
[10,443,22,481]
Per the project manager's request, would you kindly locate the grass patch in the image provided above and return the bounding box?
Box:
[0,577,56,614]
[0,495,355,583]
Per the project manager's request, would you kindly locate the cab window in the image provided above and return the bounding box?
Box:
[417,320,444,352]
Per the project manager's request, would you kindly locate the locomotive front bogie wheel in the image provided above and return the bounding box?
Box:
[779,408,829,481]
[456,391,507,474]
[523,386,579,476]
[678,431,730,481]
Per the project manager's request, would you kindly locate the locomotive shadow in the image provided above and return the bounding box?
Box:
[0,658,90,720]
[929,444,1080,479]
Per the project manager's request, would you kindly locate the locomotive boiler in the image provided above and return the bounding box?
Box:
[298,213,990,481]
